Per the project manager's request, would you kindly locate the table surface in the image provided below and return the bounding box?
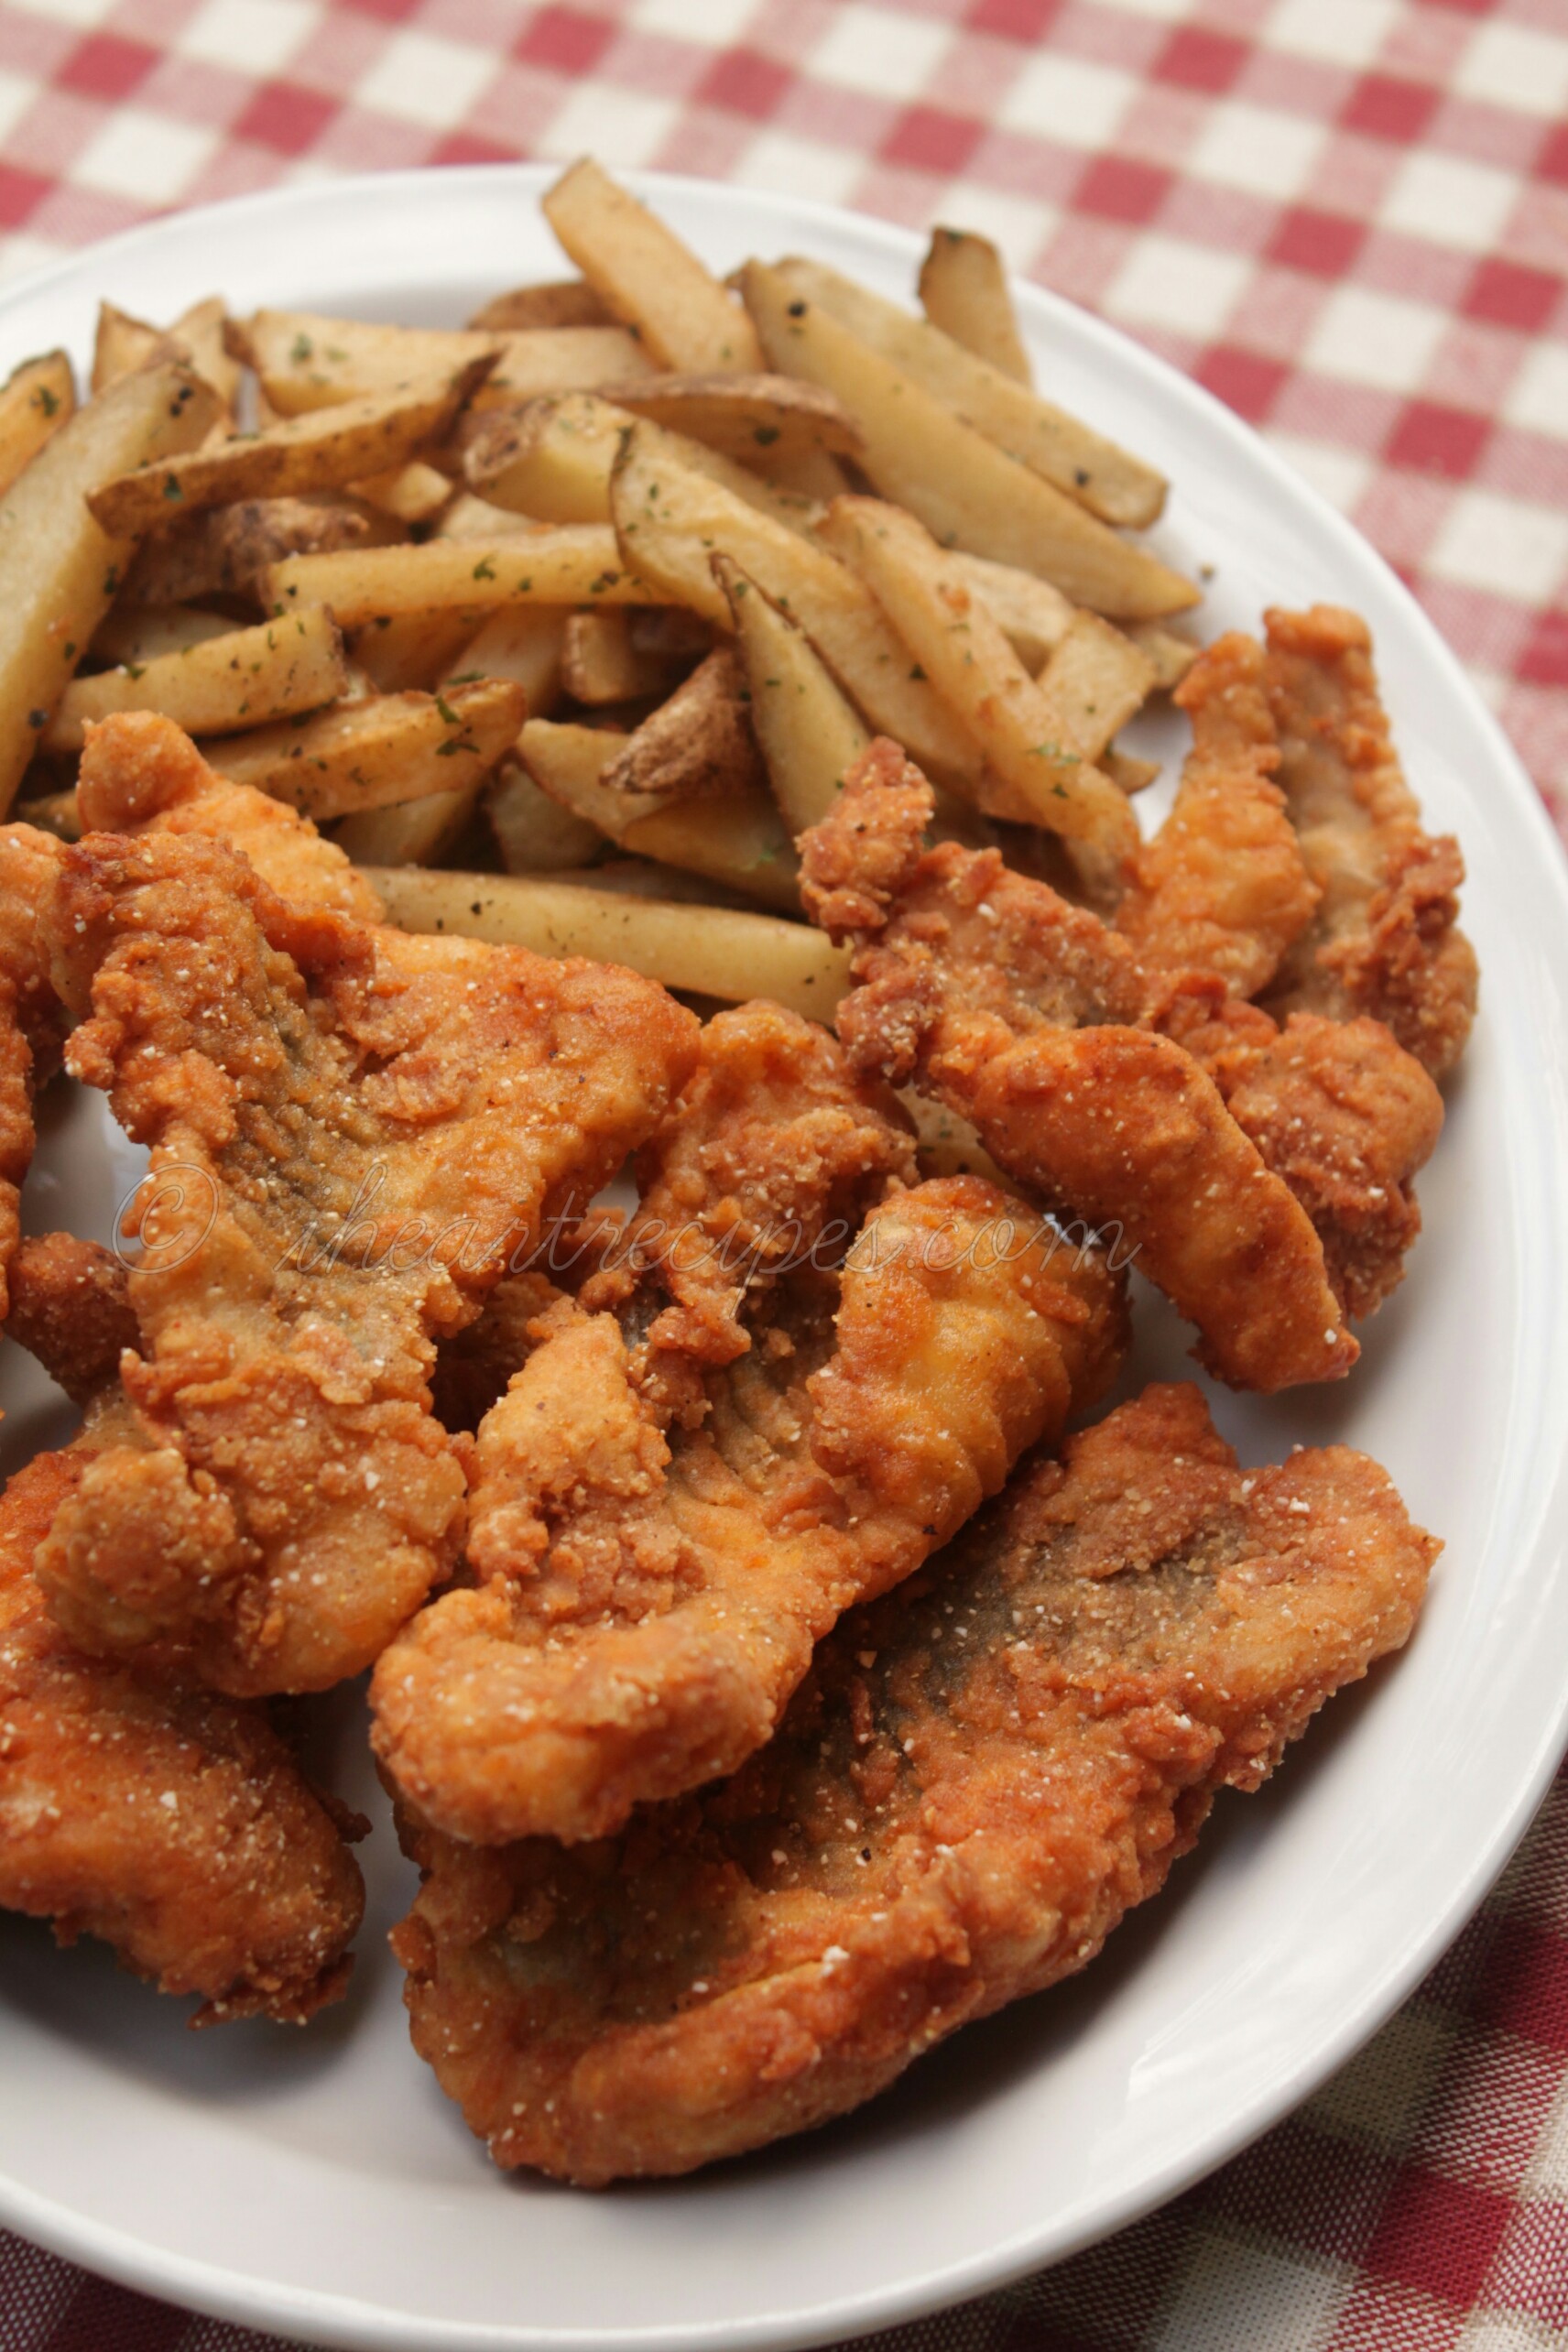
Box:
[0,1,1564,2347]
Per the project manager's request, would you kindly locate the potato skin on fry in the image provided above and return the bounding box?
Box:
[393,1381,1434,2182]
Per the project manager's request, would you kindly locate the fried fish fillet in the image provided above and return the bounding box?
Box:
[34,826,699,1694]
[392,1380,1436,2182]
[374,1007,1127,1846]
[77,707,385,921]
[0,822,68,1319]
[802,737,1356,1390]
[1116,631,1319,997]
[1258,605,1476,1078]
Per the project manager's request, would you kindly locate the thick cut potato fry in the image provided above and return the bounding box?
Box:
[168,296,242,418]
[898,1088,1006,1182]
[1125,619,1197,691]
[487,761,603,873]
[600,372,860,463]
[1104,750,1160,794]
[609,426,982,788]
[89,364,493,536]
[477,327,653,407]
[91,604,234,666]
[350,460,452,523]
[822,497,1137,855]
[949,551,1074,670]
[92,303,167,393]
[232,310,504,412]
[465,392,819,537]
[266,528,656,627]
[746,265,1193,618]
[717,554,869,834]
[544,158,762,375]
[122,493,398,607]
[365,864,848,1019]
[12,786,78,841]
[766,256,1169,535]
[1035,610,1158,762]
[918,228,1032,387]
[530,858,752,906]
[44,605,347,753]
[0,352,74,498]
[435,493,543,542]
[561,609,683,705]
[350,608,480,692]
[600,648,761,802]
[354,605,574,866]
[520,717,797,910]
[209,678,524,819]
[468,281,612,332]
[0,359,219,810]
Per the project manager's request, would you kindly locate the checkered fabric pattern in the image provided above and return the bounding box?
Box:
[0,0,1563,2346]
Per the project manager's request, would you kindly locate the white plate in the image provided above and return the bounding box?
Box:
[2,165,1566,2352]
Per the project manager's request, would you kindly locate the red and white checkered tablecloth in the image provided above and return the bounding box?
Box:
[0,0,1564,2346]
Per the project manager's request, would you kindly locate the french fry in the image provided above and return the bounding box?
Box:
[89,363,494,536]
[0,359,220,810]
[1104,750,1160,794]
[169,296,242,419]
[12,787,79,842]
[265,527,658,627]
[948,552,1073,670]
[543,158,763,374]
[365,864,849,1020]
[231,310,504,412]
[918,229,1032,387]
[44,605,347,753]
[91,604,234,666]
[1125,619,1197,691]
[898,1090,1006,1183]
[487,760,603,872]
[608,425,983,789]
[208,678,524,819]
[821,497,1137,855]
[520,716,797,910]
[561,609,685,705]
[468,280,612,332]
[465,392,820,536]
[477,326,653,406]
[744,263,1193,618]
[764,256,1169,535]
[717,554,868,834]
[600,648,761,801]
[435,492,544,542]
[0,352,74,498]
[347,608,570,866]
[1035,611,1159,763]
[121,493,398,607]
[601,372,860,463]
[530,858,752,906]
[351,608,482,692]
[349,460,452,524]
[92,302,168,393]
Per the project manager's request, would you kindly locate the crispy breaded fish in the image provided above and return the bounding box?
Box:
[392,1381,1436,2182]
[373,1005,1127,1846]
[34,820,699,1694]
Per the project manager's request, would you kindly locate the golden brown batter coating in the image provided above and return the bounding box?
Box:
[33,824,699,1694]
[393,1381,1435,2182]
[1,1439,365,2024]
[0,822,68,1320]
[5,1232,136,1406]
[1259,605,1475,1078]
[373,1020,1127,1846]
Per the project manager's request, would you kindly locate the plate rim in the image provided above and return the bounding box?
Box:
[1,159,1566,2352]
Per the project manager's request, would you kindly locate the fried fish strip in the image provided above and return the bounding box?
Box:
[0,822,67,1318]
[34,822,699,1693]
[0,1432,365,2023]
[1116,630,1318,996]
[392,1380,1435,2182]
[374,1012,1127,1846]
[1258,604,1476,1078]
[802,738,1356,1390]
[77,707,385,921]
